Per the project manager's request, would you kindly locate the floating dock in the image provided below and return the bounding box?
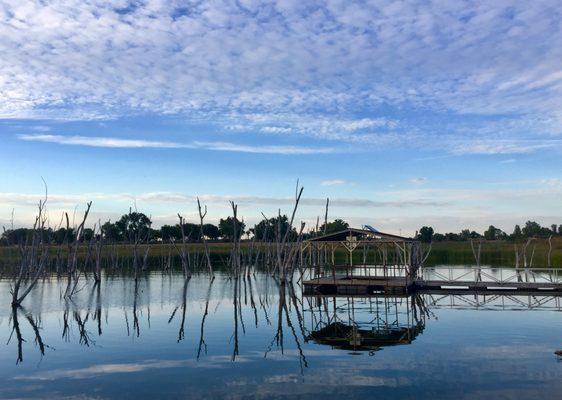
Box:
[300,228,562,295]
[303,276,414,295]
[303,269,562,295]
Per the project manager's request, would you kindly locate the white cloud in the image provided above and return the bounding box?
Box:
[448,140,561,155]
[260,126,293,134]
[540,178,562,188]
[0,191,448,209]
[2,1,562,154]
[2,182,561,233]
[191,141,334,155]
[13,356,254,380]
[18,134,185,149]
[409,177,428,185]
[17,134,335,155]
[320,179,347,186]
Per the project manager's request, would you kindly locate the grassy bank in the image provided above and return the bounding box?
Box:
[1,237,561,268]
[426,237,562,267]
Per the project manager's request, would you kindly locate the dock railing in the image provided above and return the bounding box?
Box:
[304,264,411,283]
[423,292,562,311]
[420,266,562,287]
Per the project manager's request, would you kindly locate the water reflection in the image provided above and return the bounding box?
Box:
[303,295,428,353]
[5,273,562,364]
[1,271,562,399]
[9,306,50,364]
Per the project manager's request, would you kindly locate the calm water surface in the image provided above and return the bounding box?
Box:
[1,268,561,399]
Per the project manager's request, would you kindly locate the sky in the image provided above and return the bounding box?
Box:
[1,0,562,235]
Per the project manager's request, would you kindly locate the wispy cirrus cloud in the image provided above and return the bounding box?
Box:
[447,139,562,155]
[2,183,561,234]
[13,356,254,380]
[17,134,184,149]
[409,177,428,185]
[0,191,448,209]
[17,134,335,155]
[320,179,348,186]
[2,1,562,155]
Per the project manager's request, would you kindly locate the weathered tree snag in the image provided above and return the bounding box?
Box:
[175,214,192,279]
[470,238,482,281]
[197,197,213,278]
[11,192,51,307]
[547,236,553,267]
[64,202,92,298]
[197,278,214,359]
[93,220,104,283]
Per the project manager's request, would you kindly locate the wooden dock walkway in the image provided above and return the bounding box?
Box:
[303,276,414,295]
[303,267,562,295]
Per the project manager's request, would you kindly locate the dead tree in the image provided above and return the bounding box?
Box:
[470,238,482,281]
[197,198,213,277]
[274,182,304,283]
[11,197,50,307]
[92,220,104,283]
[322,198,329,265]
[421,242,432,265]
[175,214,192,279]
[64,202,92,298]
[229,201,242,276]
[122,208,151,281]
[547,236,553,267]
[197,278,214,359]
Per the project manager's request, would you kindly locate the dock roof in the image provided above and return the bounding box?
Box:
[305,227,414,243]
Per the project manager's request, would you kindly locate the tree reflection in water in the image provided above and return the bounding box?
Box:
[5,275,434,368]
[9,306,51,364]
[7,272,561,374]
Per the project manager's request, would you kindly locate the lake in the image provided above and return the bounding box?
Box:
[1,267,561,399]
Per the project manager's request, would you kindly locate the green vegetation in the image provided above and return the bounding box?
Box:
[425,238,562,267]
[417,221,561,243]
[1,237,561,268]
[2,211,562,267]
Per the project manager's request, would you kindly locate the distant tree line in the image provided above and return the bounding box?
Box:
[1,213,352,245]
[416,221,562,243]
[0,211,245,245]
[4,212,558,246]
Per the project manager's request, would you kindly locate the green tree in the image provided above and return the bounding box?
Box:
[319,219,349,235]
[160,224,182,241]
[444,232,460,241]
[522,220,541,237]
[202,224,220,240]
[52,227,75,244]
[82,228,94,242]
[521,221,551,238]
[511,224,522,239]
[219,217,246,241]
[101,221,121,241]
[418,226,434,243]
[252,215,297,241]
[182,223,202,241]
[432,233,445,241]
[484,225,505,240]
[115,212,152,242]
[1,228,33,245]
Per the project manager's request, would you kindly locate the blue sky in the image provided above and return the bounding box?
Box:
[1,0,562,234]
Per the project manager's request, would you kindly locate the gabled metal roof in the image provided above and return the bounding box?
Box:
[305,227,414,242]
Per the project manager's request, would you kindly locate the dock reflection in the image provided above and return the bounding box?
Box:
[5,274,562,364]
[302,295,428,353]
